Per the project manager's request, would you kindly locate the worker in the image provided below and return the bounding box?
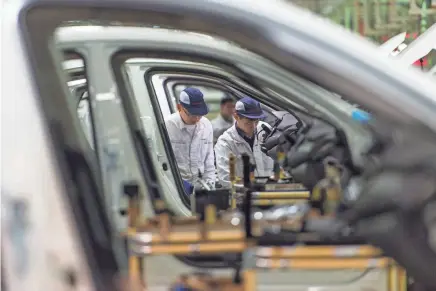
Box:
[211,95,235,144]
[214,96,274,187]
[165,87,216,189]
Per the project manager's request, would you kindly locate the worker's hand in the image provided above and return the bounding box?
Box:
[182,179,194,195]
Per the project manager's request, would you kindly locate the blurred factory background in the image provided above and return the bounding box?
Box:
[64,0,436,69]
[292,0,436,68]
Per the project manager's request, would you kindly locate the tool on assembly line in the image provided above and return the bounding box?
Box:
[191,169,231,217]
[214,146,308,210]
[309,157,343,216]
[122,113,406,291]
[120,149,408,291]
[273,145,287,182]
[224,114,307,208]
[196,170,212,191]
[122,182,146,288]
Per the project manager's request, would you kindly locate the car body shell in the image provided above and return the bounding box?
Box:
[3,0,436,290]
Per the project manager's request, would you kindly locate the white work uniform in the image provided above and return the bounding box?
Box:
[211,114,234,144]
[165,113,216,186]
[214,122,274,188]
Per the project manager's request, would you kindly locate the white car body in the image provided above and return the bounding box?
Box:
[4,0,436,290]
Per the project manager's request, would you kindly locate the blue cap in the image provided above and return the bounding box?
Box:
[351,109,371,124]
[179,87,209,116]
[235,96,265,119]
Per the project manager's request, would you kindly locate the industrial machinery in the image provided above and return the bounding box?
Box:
[3,0,436,291]
[125,154,407,290]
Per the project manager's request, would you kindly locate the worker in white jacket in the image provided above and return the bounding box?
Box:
[215,96,274,188]
[165,87,216,189]
[211,96,235,144]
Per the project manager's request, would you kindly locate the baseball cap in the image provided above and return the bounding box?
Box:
[235,96,265,119]
[179,87,209,116]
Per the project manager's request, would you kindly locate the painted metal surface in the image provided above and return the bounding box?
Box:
[379,32,406,56]
[4,0,436,289]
